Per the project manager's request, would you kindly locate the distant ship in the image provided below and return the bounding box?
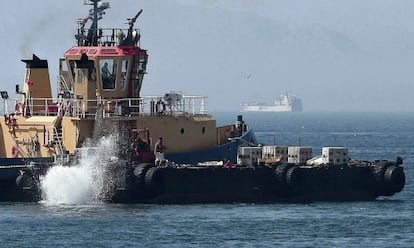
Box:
[242,94,303,112]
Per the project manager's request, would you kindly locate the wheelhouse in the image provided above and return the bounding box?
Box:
[61,45,148,100]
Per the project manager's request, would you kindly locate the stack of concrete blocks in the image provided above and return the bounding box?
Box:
[288,146,313,164]
[321,147,349,165]
[262,146,288,163]
[237,147,263,166]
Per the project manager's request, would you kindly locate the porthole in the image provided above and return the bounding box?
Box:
[180,128,185,134]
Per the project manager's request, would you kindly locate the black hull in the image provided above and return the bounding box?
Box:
[0,172,41,202]
[0,161,405,204]
[112,161,405,204]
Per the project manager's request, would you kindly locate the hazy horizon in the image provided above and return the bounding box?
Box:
[1,0,413,112]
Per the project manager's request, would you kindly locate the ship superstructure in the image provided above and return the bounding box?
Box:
[0,0,257,164]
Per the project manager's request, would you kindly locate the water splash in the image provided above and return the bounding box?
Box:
[40,135,121,205]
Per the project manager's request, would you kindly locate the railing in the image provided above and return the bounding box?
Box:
[76,28,141,47]
[0,94,208,118]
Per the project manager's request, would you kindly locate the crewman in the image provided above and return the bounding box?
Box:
[155,98,166,115]
[154,136,166,166]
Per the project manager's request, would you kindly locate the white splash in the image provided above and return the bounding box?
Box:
[40,135,119,205]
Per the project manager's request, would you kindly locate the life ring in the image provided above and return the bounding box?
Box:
[11,145,19,158]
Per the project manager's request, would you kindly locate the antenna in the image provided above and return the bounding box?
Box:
[82,0,110,46]
[127,9,143,28]
[84,0,96,5]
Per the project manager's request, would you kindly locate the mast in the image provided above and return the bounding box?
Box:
[91,0,98,46]
[83,0,110,46]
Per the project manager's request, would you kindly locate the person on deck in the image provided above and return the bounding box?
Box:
[154,137,166,166]
[155,98,165,115]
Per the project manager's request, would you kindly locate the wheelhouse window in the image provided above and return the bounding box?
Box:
[69,60,77,83]
[120,59,129,91]
[100,59,117,90]
[67,58,96,83]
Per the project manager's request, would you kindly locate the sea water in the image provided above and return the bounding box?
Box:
[40,135,119,205]
[0,112,413,247]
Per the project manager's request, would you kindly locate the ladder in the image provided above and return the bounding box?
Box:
[51,126,65,155]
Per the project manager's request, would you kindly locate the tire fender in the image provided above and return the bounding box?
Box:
[16,171,35,190]
[144,167,165,196]
[384,166,405,193]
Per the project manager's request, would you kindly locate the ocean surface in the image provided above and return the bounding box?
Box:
[1,112,413,248]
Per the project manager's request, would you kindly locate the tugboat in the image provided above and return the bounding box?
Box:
[0,1,256,165]
[0,1,406,203]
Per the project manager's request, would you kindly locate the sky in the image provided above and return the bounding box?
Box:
[1,0,414,112]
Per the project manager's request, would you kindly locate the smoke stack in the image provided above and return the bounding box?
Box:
[21,54,52,113]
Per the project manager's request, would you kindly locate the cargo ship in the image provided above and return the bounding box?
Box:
[0,1,405,203]
[242,94,303,112]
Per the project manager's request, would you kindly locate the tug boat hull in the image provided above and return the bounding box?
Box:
[0,157,405,203]
[113,159,405,204]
